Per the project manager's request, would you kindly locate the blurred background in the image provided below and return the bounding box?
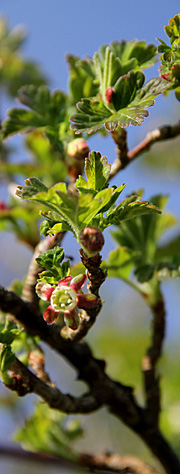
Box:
[0,1,180,473]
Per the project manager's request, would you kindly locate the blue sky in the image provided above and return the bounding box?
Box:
[0,0,179,92]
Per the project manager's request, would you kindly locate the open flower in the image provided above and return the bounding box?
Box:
[36,274,98,329]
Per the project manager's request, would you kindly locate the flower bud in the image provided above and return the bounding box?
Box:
[77,293,98,309]
[67,138,90,161]
[105,87,114,104]
[57,276,72,287]
[36,282,54,301]
[79,227,104,257]
[43,305,59,324]
[70,273,87,292]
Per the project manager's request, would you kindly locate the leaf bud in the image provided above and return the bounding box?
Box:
[105,87,114,104]
[79,227,104,257]
[67,138,90,161]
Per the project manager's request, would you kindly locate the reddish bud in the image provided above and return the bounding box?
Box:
[67,138,90,161]
[58,276,72,287]
[79,227,104,257]
[77,293,98,309]
[70,273,87,292]
[105,87,114,104]
[36,282,54,301]
[43,305,59,324]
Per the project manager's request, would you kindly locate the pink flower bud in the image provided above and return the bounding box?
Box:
[70,273,87,292]
[67,138,90,161]
[58,276,72,287]
[43,305,59,324]
[77,293,98,309]
[105,87,114,104]
[79,227,104,257]
[36,282,54,301]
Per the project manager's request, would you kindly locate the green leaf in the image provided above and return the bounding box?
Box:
[67,53,98,103]
[107,195,160,225]
[70,76,169,133]
[16,177,48,198]
[102,247,139,280]
[2,86,68,151]
[16,177,116,235]
[36,247,70,285]
[158,15,180,97]
[14,402,82,460]
[0,345,15,374]
[85,151,111,191]
[36,246,64,270]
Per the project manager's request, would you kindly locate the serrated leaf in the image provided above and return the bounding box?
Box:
[36,246,64,270]
[2,86,68,151]
[70,76,169,133]
[158,15,180,95]
[85,151,111,191]
[108,196,160,225]
[67,54,98,103]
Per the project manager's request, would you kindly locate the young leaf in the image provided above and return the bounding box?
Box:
[2,85,68,151]
[14,402,83,460]
[102,247,139,280]
[85,151,111,191]
[70,76,170,133]
[158,14,180,99]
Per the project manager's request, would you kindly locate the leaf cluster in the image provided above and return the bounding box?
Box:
[105,194,180,284]
[158,14,180,100]
[16,153,160,242]
[69,41,169,133]
[36,246,70,285]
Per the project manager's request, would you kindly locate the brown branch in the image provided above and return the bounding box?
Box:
[8,357,100,414]
[0,444,160,474]
[1,286,180,473]
[142,296,166,426]
[79,452,160,474]
[110,122,180,178]
[21,232,64,304]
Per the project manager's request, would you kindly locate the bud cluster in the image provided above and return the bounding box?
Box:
[36,274,98,330]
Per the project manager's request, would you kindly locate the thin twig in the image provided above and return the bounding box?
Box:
[0,444,160,474]
[110,122,180,178]
[142,295,166,426]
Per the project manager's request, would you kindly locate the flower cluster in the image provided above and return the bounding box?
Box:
[36,274,98,330]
